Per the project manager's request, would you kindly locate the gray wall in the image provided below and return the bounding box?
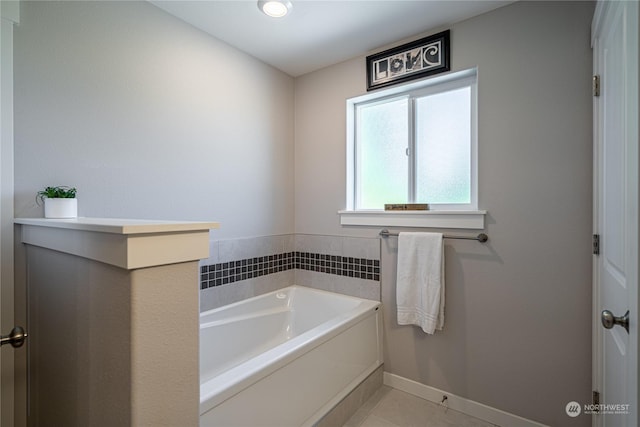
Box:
[294,1,594,426]
[14,0,295,239]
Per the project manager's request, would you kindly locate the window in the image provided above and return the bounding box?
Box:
[342,68,483,229]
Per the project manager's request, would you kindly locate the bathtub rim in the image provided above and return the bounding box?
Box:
[199,285,381,415]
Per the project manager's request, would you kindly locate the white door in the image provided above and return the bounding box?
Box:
[592,1,638,426]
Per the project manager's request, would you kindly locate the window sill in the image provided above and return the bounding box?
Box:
[338,210,487,230]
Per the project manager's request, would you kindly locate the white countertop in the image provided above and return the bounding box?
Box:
[15,217,220,235]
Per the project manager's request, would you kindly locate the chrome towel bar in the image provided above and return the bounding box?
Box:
[379,228,488,243]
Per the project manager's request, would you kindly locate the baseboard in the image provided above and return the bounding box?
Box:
[383,372,549,427]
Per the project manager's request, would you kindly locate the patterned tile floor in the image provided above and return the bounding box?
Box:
[344,386,499,427]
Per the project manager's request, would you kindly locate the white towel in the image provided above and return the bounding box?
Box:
[396,232,445,334]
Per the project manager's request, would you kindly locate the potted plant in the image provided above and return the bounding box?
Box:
[36,186,78,218]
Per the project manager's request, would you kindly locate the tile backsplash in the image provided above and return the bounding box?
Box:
[200,251,380,290]
[200,233,381,311]
[295,252,380,281]
[200,253,295,289]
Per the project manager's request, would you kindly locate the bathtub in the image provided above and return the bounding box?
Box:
[200,285,382,427]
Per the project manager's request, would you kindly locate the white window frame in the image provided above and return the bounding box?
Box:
[340,68,486,229]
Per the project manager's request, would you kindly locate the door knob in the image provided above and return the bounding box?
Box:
[0,326,28,348]
[601,310,629,333]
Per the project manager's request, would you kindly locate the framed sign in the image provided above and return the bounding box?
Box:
[366,30,450,91]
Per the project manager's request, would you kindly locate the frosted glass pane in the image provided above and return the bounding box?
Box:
[415,87,471,204]
[357,99,408,209]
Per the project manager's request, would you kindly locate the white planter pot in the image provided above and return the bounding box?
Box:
[44,198,78,218]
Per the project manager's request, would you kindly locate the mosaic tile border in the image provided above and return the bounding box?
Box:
[200,252,380,289]
[296,252,380,281]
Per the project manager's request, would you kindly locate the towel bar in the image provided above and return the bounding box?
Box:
[379,228,488,243]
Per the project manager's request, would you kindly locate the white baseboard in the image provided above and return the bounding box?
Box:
[383,372,549,427]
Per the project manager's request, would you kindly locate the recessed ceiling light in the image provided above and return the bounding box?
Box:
[258,0,292,18]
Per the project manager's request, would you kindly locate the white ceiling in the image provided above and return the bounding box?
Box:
[149,0,514,77]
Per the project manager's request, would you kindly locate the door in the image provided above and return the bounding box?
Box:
[1,5,13,427]
[592,1,638,426]
[1,2,22,426]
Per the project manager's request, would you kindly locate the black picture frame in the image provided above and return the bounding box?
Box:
[366,30,450,91]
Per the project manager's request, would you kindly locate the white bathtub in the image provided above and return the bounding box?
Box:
[199,285,382,427]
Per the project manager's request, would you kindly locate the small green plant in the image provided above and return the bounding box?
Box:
[36,186,77,205]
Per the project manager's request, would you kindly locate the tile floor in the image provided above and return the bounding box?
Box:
[343,386,499,427]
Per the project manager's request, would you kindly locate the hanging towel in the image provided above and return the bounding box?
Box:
[396,232,445,334]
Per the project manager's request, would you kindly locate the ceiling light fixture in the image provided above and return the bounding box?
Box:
[258,0,292,18]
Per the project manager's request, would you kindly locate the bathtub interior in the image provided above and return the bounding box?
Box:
[200,307,291,383]
[200,286,373,384]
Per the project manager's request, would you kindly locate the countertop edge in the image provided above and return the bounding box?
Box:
[14,217,220,235]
